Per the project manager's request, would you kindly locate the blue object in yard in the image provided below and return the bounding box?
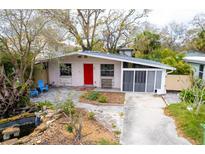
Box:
[35,116,41,126]
[38,80,49,93]
[29,88,39,97]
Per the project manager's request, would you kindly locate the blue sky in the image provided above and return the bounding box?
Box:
[147,9,205,27]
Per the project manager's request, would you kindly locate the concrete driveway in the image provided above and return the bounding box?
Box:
[120,93,190,145]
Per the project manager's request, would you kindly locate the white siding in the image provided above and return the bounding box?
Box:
[190,63,205,80]
[48,55,121,89]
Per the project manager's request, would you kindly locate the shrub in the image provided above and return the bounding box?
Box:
[180,89,195,103]
[37,101,54,110]
[112,123,116,128]
[66,124,73,133]
[135,48,192,75]
[61,99,76,116]
[87,112,95,120]
[86,91,100,101]
[98,95,108,103]
[179,79,205,114]
[17,95,30,108]
[114,130,121,135]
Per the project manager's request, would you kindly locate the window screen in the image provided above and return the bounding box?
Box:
[146,71,155,92]
[155,71,162,89]
[134,71,146,92]
[60,63,72,76]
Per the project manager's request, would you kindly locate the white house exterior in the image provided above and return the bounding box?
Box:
[40,50,175,94]
[184,56,205,80]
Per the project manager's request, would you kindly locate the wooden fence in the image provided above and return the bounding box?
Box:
[165,75,192,91]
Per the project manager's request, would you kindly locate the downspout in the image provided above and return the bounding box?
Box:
[167,70,174,74]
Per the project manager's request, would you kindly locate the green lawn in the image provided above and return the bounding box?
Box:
[166,103,205,144]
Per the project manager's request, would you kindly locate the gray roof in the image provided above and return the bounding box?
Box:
[38,50,175,70]
[184,56,205,64]
[79,51,175,70]
[183,50,205,57]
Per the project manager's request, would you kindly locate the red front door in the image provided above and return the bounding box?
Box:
[84,64,93,85]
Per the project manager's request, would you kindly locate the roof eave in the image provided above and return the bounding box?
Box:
[78,52,176,70]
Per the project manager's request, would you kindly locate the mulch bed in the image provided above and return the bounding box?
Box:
[26,109,118,145]
[80,92,125,105]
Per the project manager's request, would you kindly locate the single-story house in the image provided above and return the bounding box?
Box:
[37,50,175,94]
[184,56,205,80]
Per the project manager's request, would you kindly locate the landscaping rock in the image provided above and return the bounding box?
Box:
[2,127,20,140]
[35,123,47,133]
[17,136,31,144]
[45,110,55,118]
[46,119,55,127]
[36,140,41,144]
[1,138,18,145]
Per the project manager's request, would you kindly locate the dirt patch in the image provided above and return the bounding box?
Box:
[23,109,118,145]
[164,107,196,145]
[80,92,125,105]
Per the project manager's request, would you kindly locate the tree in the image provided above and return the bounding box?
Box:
[193,13,205,32]
[133,30,161,54]
[102,9,149,52]
[61,99,83,144]
[160,22,188,50]
[0,10,48,116]
[42,9,105,51]
[191,30,205,51]
[135,48,192,75]
[184,14,205,52]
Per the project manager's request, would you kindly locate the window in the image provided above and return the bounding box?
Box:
[199,64,204,79]
[101,64,114,77]
[60,63,72,76]
[123,62,155,68]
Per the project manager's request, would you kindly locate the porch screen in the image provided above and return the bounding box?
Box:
[146,71,155,92]
[123,71,134,91]
[134,71,146,92]
[155,71,162,89]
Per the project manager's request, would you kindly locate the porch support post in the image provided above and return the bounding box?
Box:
[161,69,167,94]
[120,61,123,91]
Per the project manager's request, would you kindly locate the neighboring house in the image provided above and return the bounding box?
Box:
[37,49,175,94]
[183,50,205,80]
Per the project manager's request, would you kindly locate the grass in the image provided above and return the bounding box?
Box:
[81,91,108,103]
[87,112,95,120]
[166,102,205,144]
[98,95,108,103]
[37,101,55,110]
[97,138,119,145]
[84,91,100,101]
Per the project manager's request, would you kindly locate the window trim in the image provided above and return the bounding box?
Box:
[59,63,72,77]
[100,64,114,77]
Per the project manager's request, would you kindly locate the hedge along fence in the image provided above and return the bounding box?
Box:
[165,75,192,91]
